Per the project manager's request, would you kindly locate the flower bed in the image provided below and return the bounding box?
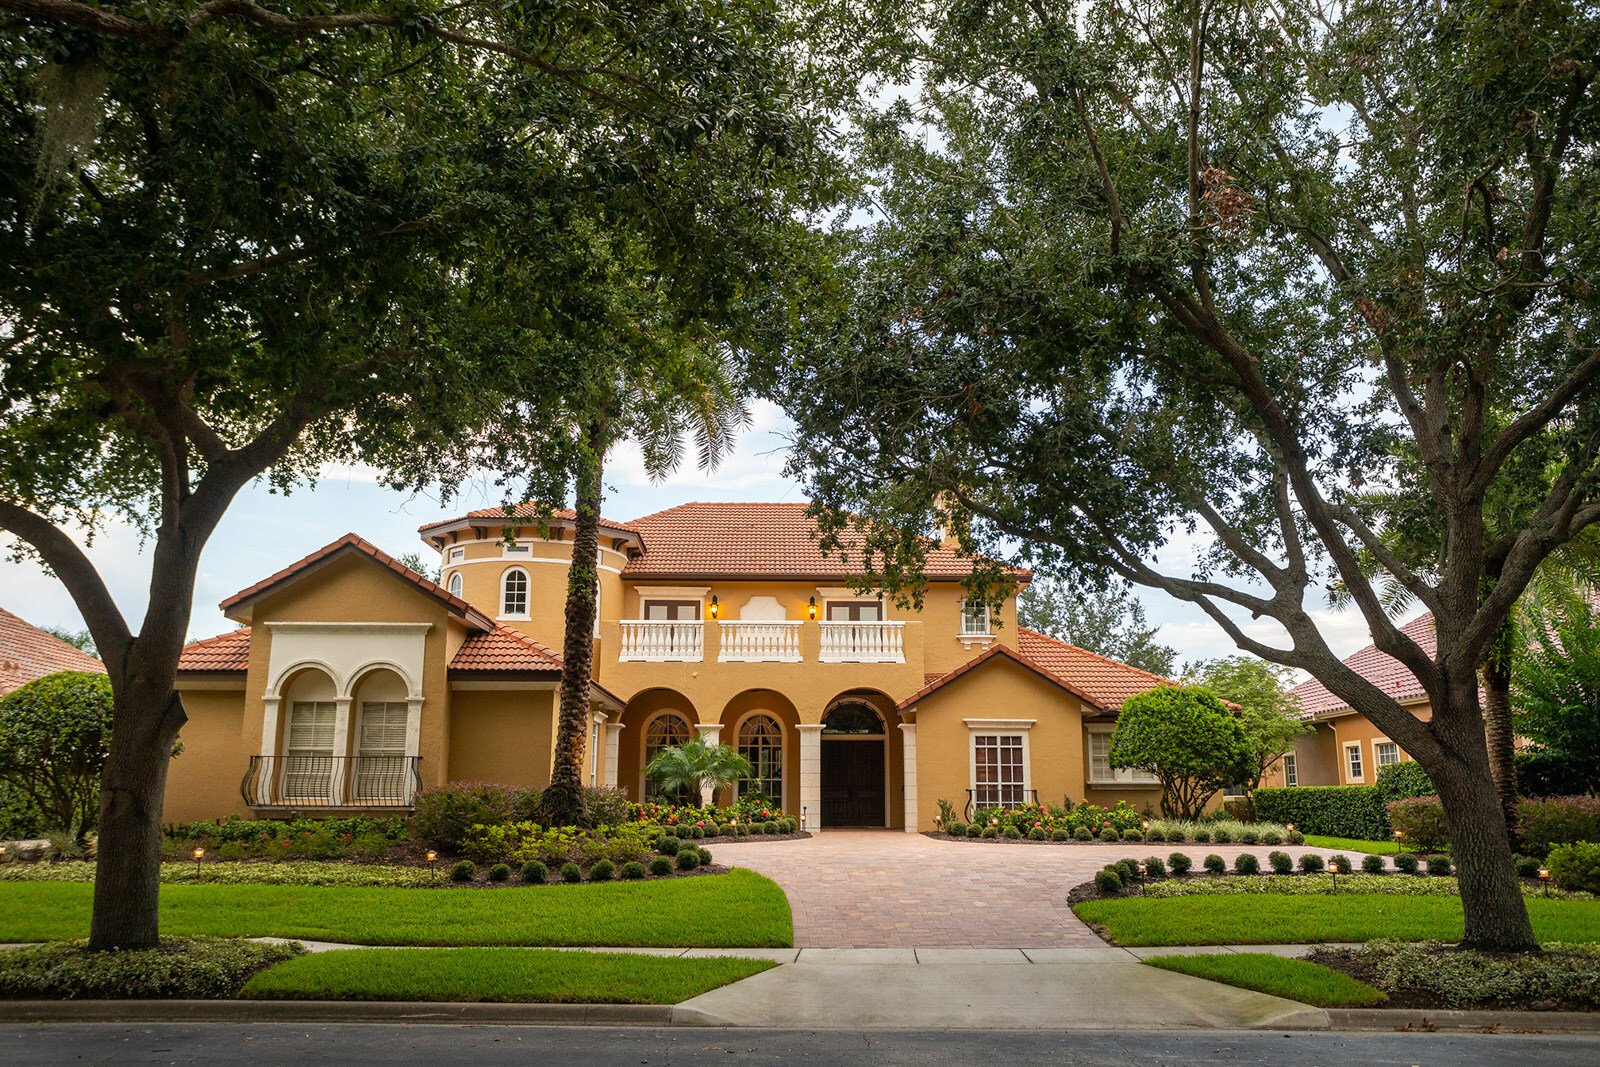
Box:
[929,800,1303,846]
[162,816,409,863]
[0,937,304,999]
[1310,940,1600,1011]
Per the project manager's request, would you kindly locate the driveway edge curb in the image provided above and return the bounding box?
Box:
[0,1000,680,1026]
[1327,1008,1600,1033]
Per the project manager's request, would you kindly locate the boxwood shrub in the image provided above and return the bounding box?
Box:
[520,860,547,884]
[1547,841,1600,894]
[448,860,475,883]
[649,857,673,877]
[561,862,582,883]
[1254,784,1387,839]
[1394,852,1420,874]
[944,821,968,837]
[620,861,647,880]
[1203,854,1226,874]
[588,859,614,881]
[1168,852,1193,875]
[1095,868,1123,895]
[487,863,511,883]
[1267,850,1293,874]
[1299,853,1325,873]
[1362,853,1386,874]
[676,848,699,870]
[1234,853,1260,875]
[1425,854,1453,877]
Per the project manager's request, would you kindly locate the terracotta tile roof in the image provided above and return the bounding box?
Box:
[622,502,1029,581]
[1015,627,1176,711]
[177,627,253,673]
[418,505,641,540]
[219,533,495,631]
[898,641,1101,710]
[1290,612,1436,718]
[449,625,563,673]
[0,607,105,695]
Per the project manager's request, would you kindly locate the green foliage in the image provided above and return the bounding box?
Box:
[1094,868,1123,895]
[0,937,302,1000]
[1114,858,1141,882]
[1018,578,1176,675]
[487,864,511,883]
[1109,687,1254,819]
[1203,855,1226,875]
[1387,797,1451,853]
[588,859,615,882]
[644,740,753,804]
[1547,843,1600,894]
[943,821,968,837]
[2,861,439,889]
[1516,750,1600,798]
[650,857,673,877]
[1144,953,1387,1008]
[1426,855,1454,877]
[561,864,583,884]
[1352,940,1600,1009]
[1268,851,1293,875]
[1514,588,1600,768]
[1184,656,1307,792]
[412,784,537,852]
[1329,855,1353,875]
[1234,854,1261,875]
[1395,854,1421,874]
[620,861,647,881]
[1168,852,1192,875]
[521,861,548,885]
[1518,797,1600,857]
[458,821,655,870]
[1254,786,1388,840]
[1002,825,1021,839]
[1142,856,1166,879]
[676,849,700,870]
[1374,762,1437,805]
[1300,854,1326,874]
[0,670,113,837]
[449,861,475,883]
[1363,854,1386,874]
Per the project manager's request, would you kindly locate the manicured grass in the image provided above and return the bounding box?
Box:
[0,869,791,947]
[1303,835,1399,856]
[1075,893,1600,947]
[242,948,773,1003]
[1143,953,1387,1007]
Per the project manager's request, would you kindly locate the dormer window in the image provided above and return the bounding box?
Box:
[500,567,530,618]
[960,599,991,635]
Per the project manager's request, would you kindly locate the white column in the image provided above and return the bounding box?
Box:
[797,723,823,832]
[695,723,724,805]
[329,696,354,805]
[603,722,625,789]
[899,722,919,833]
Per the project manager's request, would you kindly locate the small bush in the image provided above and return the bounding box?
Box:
[1169,852,1193,875]
[966,823,984,838]
[1515,854,1544,879]
[1212,827,1233,844]
[1239,830,1260,845]
[944,822,967,837]
[1285,830,1305,845]
[1095,868,1123,895]
[1234,853,1260,875]
[649,857,672,877]
[1142,855,1167,879]
[1387,796,1450,852]
[620,860,646,880]
[696,847,712,866]
[1099,827,1121,843]
[1123,830,1143,843]
[1193,828,1211,843]
[1115,858,1141,882]
[487,863,511,883]
[448,860,475,883]
[981,826,999,839]
[1329,854,1353,874]
[588,859,614,881]
[413,783,525,852]
[1394,852,1420,874]
[676,849,699,870]
[657,835,682,856]
[1299,853,1325,873]
[561,862,582,884]
[1074,826,1093,841]
[1268,850,1293,874]
[1002,825,1022,840]
[1145,827,1165,843]
[1166,827,1187,844]
[1051,828,1071,841]
[1362,853,1386,874]
[520,860,547,884]
[1519,796,1600,858]
[1203,854,1226,874]
[1425,854,1453,877]
[1546,842,1600,894]
[1260,830,1282,846]
[1028,827,1048,841]
[716,824,733,837]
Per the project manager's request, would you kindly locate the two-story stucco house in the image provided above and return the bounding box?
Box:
[167,502,1174,831]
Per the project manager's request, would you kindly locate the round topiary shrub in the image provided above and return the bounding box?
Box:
[658,835,682,856]
[1094,868,1123,895]
[521,860,548,884]
[1169,852,1193,875]
[1286,830,1305,845]
[1234,853,1260,875]
[1239,830,1260,845]
[449,860,475,883]
[1142,855,1167,879]
[1268,850,1293,874]
[1212,827,1233,844]
[1260,830,1283,846]
[716,824,733,837]
[1114,857,1141,882]
[487,863,511,883]
[966,823,984,838]
[1362,853,1386,874]
[944,821,967,837]
[1329,854,1353,874]
[620,861,646,880]
[696,847,712,866]
[1099,827,1121,843]
[1394,853,1420,874]
[1426,854,1453,877]
[765,821,780,835]
[1299,853,1325,873]
[1166,827,1187,844]
[561,862,582,883]
[1122,829,1143,843]
[981,826,1000,839]
[1074,826,1094,841]
[649,857,673,877]
[1193,829,1211,843]
[588,859,615,881]
[1028,827,1047,841]
[1051,828,1071,842]
[676,848,699,870]
[1146,827,1165,843]
[686,825,704,839]
[1002,825,1022,840]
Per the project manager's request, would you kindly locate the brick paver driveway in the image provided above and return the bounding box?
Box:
[723,830,1344,948]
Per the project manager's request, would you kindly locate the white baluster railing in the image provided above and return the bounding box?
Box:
[818,621,906,663]
[718,620,803,662]
[619,620,704,662]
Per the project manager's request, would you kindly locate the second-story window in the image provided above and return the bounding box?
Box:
[644,600,699,621]
[447,572,463,597]
[501,567,529,617]
[960,599,991,635]
[825,600,881,622]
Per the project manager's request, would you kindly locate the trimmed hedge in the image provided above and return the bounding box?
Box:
[1253,785,1387,840]
[1520,796,1600,858]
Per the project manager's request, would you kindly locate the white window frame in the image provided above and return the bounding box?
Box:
[1374,738,1400,769]
[1344,741,1365,782]
[959,598,992,635]
[1282,753,1298,787]
[500,567,530,620]
[966,718,1034,808]
[447,572,463,597]
[736,713,785,807]
[501,541,532,558]
[1086,724,1159,786]
[448,546,465,564]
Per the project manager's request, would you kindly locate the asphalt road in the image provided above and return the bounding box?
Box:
[5,1024,1600,1065]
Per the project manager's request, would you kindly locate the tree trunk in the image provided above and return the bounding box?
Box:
[537,423,605,829]
[87,677,186,950]
[1481,624,1521,849]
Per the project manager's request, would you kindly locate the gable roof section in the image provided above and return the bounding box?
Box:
[219,533,495,631]
[898,641,1102,711]
[449,625,563,674]
[0,606,106,695]
[419,505,642,548]
[177,627,253,674]
[623,502,1030,582]
[1290,612,1436,718]
[1016,627,1177,711]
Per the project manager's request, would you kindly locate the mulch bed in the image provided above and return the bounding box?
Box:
[1308,946,1599,1013]
[689,831,811,845]
[923,831,1187,847]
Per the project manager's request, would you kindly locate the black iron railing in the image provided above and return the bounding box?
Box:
[965,788,1040,821]
[241,755,422,808]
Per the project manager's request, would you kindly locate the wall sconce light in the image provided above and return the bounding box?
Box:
[807,596,818,621]
[708,595,720,620]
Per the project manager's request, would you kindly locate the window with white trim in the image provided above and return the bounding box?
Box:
[500,567,529,617]
[973,733,1026,807]
[447,572,463,597]
[284,701,335,801]
[1282,753,1298,787]
[1375,741,1400,768]
[502,542,531,557]
[737,714,784,806]
[355,702,407,801]
[1087,727,1159,785]
[1345,742,1364,782]
[959,598,991,635]
[448,546,465,563]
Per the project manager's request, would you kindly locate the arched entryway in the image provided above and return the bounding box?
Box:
[821,701,888,827]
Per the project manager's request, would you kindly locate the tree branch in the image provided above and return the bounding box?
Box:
[0,501,132,674]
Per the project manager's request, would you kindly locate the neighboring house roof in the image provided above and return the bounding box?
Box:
[1289,612,1437,718]
[418,505,643,548]
[219,533,496,631]
[0,606,105,695]
[897,641,1102,711]
[449,625,563,673]
[1016,627,1176,711]
[621,502,1030,582]
[177,627,253,674]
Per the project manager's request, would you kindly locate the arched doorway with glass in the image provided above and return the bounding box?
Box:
[820,701,887,827]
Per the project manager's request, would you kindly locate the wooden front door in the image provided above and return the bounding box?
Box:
[821,739,885,826]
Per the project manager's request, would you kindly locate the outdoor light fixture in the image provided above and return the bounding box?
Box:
[708,595,720,620]
[1137,862,1148,895]
[1142,819,1150,830]
[1540,867,1550,896]
[427,850,438,881]
[807,596,818,621]
[1285,823,1295,832]
[193,847,204,874]
[1393,829,1405,853]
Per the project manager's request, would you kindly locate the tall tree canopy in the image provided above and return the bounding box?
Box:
[1019,578,1178,675]
[767,0,1600,950]
[1,0,839,949]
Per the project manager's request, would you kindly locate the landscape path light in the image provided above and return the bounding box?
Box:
[193,847,204,875]
[427,850,438,881]
[1539,866,1551,896]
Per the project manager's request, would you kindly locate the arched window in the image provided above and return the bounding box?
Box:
[500,567,529,617]
[447,572,463,597]
[737,714,784,806]
[822,703,883,734]
[644,713,692,803]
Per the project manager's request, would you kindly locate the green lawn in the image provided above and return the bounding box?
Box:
[1303,835,1399,856]
[242,948,773,1003]
[1143,953,1387,1007]
[1075,893,1600,947]
[0,869,791,947]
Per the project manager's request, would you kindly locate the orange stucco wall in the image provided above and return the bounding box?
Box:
[446,687,560,788]
[164,686,250,823]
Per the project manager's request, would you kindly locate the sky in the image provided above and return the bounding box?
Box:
[0,397,1385,666]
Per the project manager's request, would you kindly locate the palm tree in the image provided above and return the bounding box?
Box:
[644,739,754,806]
